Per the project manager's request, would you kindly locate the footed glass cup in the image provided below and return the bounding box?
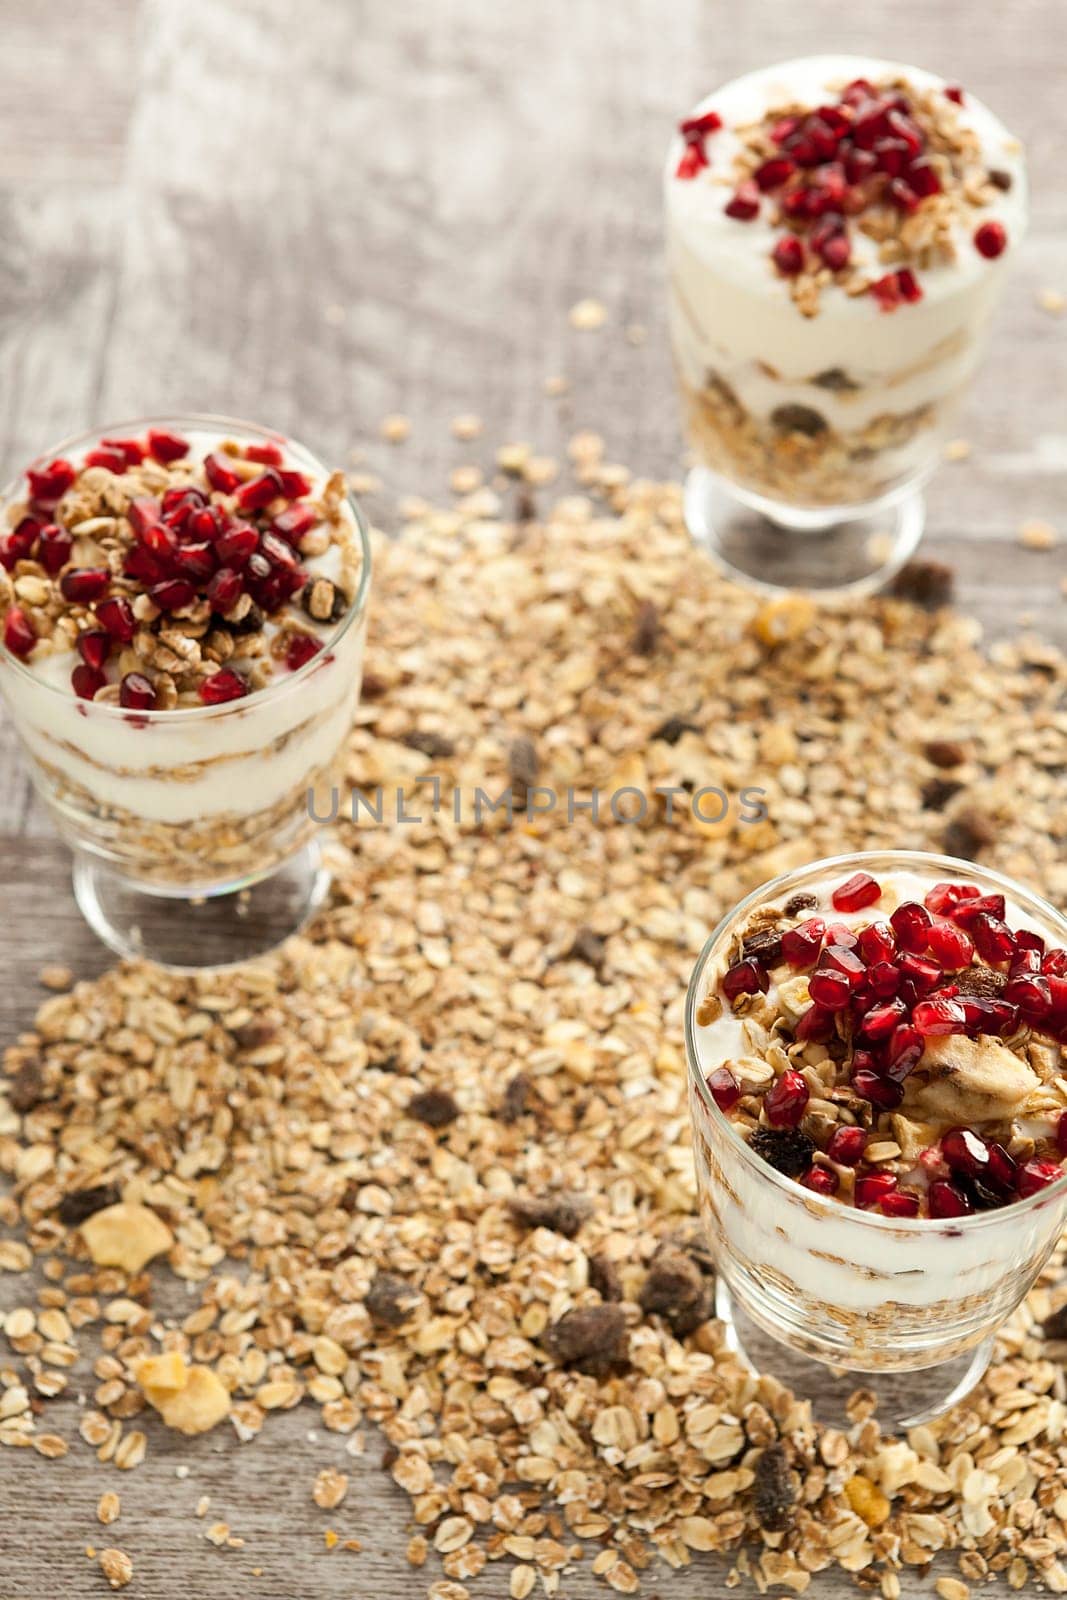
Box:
[685,850,1067,1428]
[0,415,371,969]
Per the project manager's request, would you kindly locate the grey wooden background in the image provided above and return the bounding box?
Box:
[0,0,1064,1594]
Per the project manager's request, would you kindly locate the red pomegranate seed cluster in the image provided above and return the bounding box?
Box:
[674,74,1012,307]
[709,872,1067,1219]
[1,430,344,709]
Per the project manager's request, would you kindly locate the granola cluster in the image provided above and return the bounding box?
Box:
[0,428,362,709]
[1,463,1067,1594]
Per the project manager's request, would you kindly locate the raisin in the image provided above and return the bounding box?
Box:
[400,730,456,759]
[631,598,660,656]
[748,1127,816,1180]
[943,806,997,860]
[921,777,964,811]
[988,168,1013,191]
[812,367,859,392]
[771,404,827,437]
[566,927,606,971]
[498,1072,533,1123]
[924,738,968,768]
[57,1183,121,1227]
[742,927,783,967]
[783,892,818,918]
[542,1303,628,1377]
[754,1443,796,1531]
[365,1273,423,1327]
[588,1253,623,1302]
[651,715,700,746]
[890,560,955,609]
[507,1191,593,1239]
[408,1088,459,1128]
[7,1058,45,1113]
[1042,1305,1067,1341]
[953,966,1006,999]
[231,1019,279,1050]
[639,1243,714,1338]
[508,736,539,792]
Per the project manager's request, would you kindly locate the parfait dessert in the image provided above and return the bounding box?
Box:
[0,417,370,964]
[686,854,1067,1379]
[665,57,1026,592]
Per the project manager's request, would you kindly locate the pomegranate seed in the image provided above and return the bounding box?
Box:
[216,523,259,566]
[851,98,893,149]
[1044,950,1067,977]
[852,1068,903,1110]
[95,596,136,642]
[754,156,795,191]
[908,159,941,198]
[37,524,73,574]
[189,507,221,541]
[941,1127,989,1177]
[809,967,853,1009]
[277,470,312,499]
[273,504,319,543]
[793,1004,834,1043]
[724,181,760,221]
[0,519,39,570]
[161,485,207,523]
[860,998,906,1038]
[27,459,76,503]
[1003,972,1052,1018]
[1017,1159,1062,1198]
[1016,929,1046,957]
[844,146,878,182]
[912,997,967,1036]
[127,497,162,539]
[951,892,1005,926]
[925,881,981,916]
[884,1024,923,1081]
[286,633,323,671]
[866,961,901,998]
[206,567,243,613]
[149,578,196,612]
[119,672,156,710]
[889,177,921,212]
[832,872,881,913]
[869,273,902,310]
[826,1125,866,1166]
[77,630,110,672]
[199,668,249,705]
[679,109,722,138]
[675,144,707,180]
[986,1143,1018,1192]
[890,901,931,953]
[84,445,128,473]
[819,232,851,271]
[854,1172,897,1209]
[245,440,285,466]
[790,922,835,963]
[1010,948,1041,977]
[234,471,283,513]
[172,542,216,582]
[204,452,243,494]
[821,944,864,978]
[146,428,190,464]
[801,1165,839,1196]
[771,235,804,276]
[897,951,948,996]
[944,84,965,105]
[880,1190,920,1218]
[896,268,923,303]
[781,187,812,220]
[4,606,36,657]
[708,1067,740,1112]
[71,663,104,699]
[858,922,895,964]
[959,995,1018,1036]
[875,138,911,177]
[971,914,1015,964]
[770,115,801,144]
[123,545,165,585]
[260,531,299,571]
[928,1180,972,1218]
[722,958,769,1001]
[974,220,1007,259]
[764,1069,809,1128]
[60,568,110,604]
[925,921,974,969]
[101,436,146,466]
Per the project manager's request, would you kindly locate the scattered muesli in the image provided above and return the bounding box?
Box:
[1,465,1066,1596]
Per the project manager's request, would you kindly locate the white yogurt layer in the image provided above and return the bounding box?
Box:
[665,56,1027,431]
[692,867,1067,1317]
[1,428,367,824]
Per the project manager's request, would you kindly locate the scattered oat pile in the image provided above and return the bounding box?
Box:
[2,469,1067,1596]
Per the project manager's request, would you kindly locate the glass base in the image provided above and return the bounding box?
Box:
[715,1279,995,1432]
[72,839,331,970]
[684,467,925,599]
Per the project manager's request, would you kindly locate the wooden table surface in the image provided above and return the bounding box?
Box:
[0,2,1064,1594]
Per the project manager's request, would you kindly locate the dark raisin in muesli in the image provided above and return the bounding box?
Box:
[748,1127,816,1180]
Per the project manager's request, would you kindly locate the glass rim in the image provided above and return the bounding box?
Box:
[685,848,1067,1232]
[0,412,372,723]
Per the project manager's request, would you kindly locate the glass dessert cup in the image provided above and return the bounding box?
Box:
[0,415,372,970]
[685,850,1067,1430]
[664,56,1028,598]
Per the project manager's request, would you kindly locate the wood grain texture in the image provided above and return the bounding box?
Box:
[0,1,1065,1593]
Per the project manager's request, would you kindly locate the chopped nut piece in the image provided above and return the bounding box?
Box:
[80,1203,173,1273]
[568,298,607,330]
[97,1492,121,1525]
[98,1549,133,1589]
[542,1304,628,1377]
[507,1190,593,1239]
